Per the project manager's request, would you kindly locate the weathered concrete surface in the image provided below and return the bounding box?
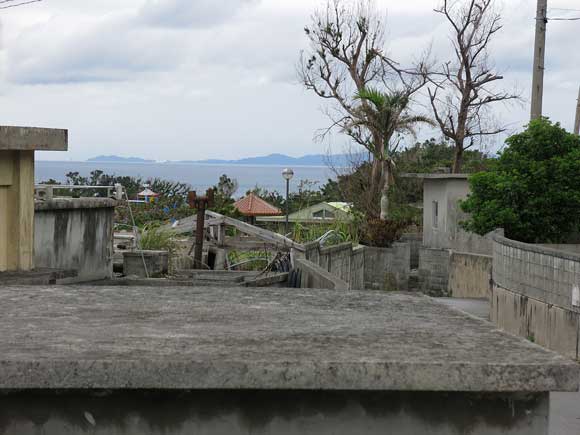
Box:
[35,198,115,283]
[449,252,492,299]
[123,250,169,278]
[294,258,349,290]
[0,390,550,435]
[0,126,68,151]
[303,242,365,290]
[418,247,450,296]
[492,285,580,360]
[435,297,580,435]
[364,244,410,291]
[0,285,576,392]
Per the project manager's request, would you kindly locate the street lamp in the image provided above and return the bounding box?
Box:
[282,168,294,235]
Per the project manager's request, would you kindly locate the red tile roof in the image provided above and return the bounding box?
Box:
[233,193,282,217]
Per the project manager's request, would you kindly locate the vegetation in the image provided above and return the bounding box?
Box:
[138,224,178,254]
[461,118,580,243]
[352,88,433,219]
[299,0,429,221]
[429,0,517,172]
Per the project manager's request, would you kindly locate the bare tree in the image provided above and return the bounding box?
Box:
[428,0,518,173]
[299,0,429,219]
[0,0,42,10]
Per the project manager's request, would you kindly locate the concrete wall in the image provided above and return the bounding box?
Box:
[418,247,450,297]
[364,244,410,291]
[0,390,549,435]
[400,232,421,269]
[448,252,492,299]
[491,232,580,360]
[304,242,365,290]
[34,198,115,282]
[0,150,34,271]
[422,178,493,255]
[295,258,349,290]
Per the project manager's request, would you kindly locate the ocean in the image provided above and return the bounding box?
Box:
[35,161,335,195]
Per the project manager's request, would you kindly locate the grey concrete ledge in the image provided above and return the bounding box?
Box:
[0,286,577,392]
[35,198,117,211]
[493,231,580,263]
[318,242,353,256]
[0,126,68,151]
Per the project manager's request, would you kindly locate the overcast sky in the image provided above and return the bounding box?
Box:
[0,0,578,161]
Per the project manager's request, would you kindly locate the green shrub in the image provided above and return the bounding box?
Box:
[461,118,580,243]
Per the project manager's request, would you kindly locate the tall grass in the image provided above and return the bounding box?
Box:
[139,224,178,254]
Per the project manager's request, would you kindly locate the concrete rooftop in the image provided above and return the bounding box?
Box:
[0,286,577,392]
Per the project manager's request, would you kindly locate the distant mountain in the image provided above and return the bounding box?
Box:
[178,153,354,167]
[87,155,155,163]
[87,153,356,166]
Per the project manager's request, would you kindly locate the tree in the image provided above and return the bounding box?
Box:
[428,0,518,173]
[461,118,580,243]
[299,0,429,219]
[353,88,433,218]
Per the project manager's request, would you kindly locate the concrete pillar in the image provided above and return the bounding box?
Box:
[0,126,68,272]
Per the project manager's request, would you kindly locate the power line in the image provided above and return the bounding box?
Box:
[0,0,41,9]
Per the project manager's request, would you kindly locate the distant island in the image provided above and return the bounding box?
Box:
[87,155,156,163]
[87,153,355,167]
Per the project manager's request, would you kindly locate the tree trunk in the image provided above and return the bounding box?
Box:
[452,146,464,173]
[379,160,390,221]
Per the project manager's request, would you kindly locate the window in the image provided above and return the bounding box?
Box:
[432,201,439,229]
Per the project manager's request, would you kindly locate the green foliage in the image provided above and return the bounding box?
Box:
[290,219,361,245]
[227,250,271,271]
[139,224,178,254]
[211,174,240,217]
[460,118,580,243]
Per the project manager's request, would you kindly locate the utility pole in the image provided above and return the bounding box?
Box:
[574,86,580,135]
[531,0,548,120]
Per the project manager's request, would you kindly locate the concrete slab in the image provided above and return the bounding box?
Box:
[0,126,67,151]
[0,286,577,392]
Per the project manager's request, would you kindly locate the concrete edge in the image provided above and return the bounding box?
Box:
[493,231,580,263]
[0,360,576,392]
[35,198,117,211]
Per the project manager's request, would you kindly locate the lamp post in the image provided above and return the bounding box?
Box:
[282,168,294,236]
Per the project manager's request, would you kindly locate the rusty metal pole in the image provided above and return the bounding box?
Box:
[188,189,214,269]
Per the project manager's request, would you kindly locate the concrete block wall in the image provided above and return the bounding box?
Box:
[34,198,115,283]
[448,252,492,299]
[364,244,411,291]
[295,258,349,290]
[491,232,580,360]
[400,232,422,269]
[304,242,365,290]
[493,234,580,310]
[418,247,450,297]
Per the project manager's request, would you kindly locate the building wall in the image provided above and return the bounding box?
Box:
[491,232,580,360]
[422,178,493,255]
[34,198,115,282]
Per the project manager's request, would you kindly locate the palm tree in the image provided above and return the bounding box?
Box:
[352,88,433,220]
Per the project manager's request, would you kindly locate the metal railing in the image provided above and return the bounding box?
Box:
[35,183,125,201]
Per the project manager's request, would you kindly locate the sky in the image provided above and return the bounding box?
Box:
[0,0,578,161]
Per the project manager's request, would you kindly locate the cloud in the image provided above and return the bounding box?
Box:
[138,0,258,29]
[4,0,262,85]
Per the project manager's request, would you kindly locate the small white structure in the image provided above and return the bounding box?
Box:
[257,202,352,224]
